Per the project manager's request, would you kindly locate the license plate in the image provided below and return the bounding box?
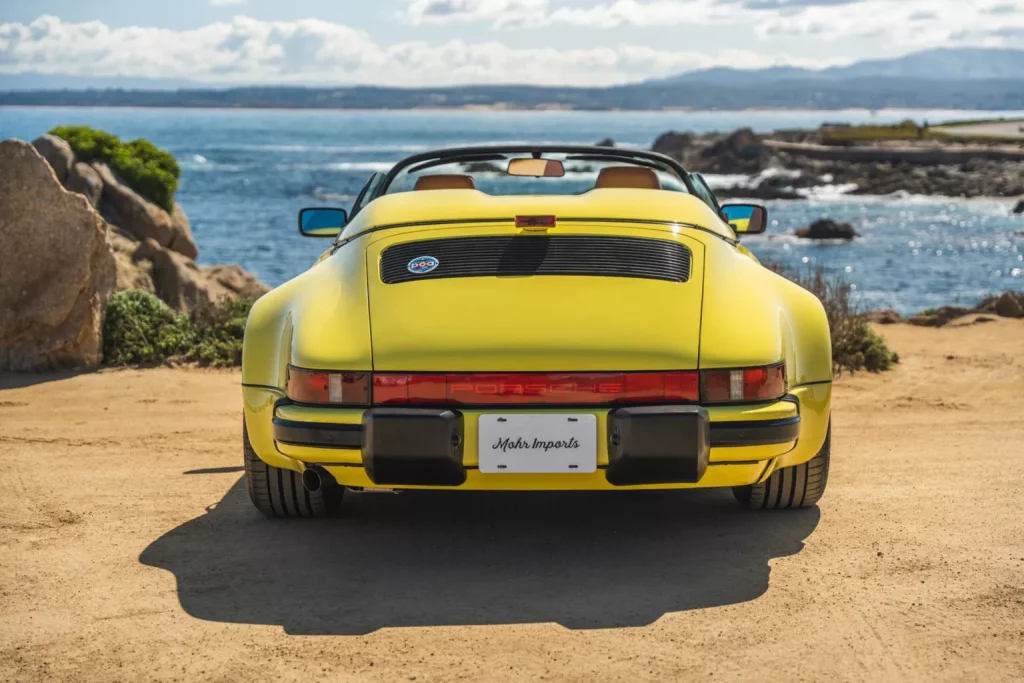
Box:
[478,414,597,474]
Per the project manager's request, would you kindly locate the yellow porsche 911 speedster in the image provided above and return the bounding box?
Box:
[241,145,832,517]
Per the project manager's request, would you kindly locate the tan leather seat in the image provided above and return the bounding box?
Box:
[414,174,477,191]
[594,166,660,190]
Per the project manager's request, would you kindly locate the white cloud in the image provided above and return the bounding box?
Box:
[0,14,839,86]
[210,0,247,6]
[402,0,1024,48]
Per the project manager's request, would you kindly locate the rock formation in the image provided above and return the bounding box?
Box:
[0,140,116,371]
[795,219,859,240]
[1,136,269,371]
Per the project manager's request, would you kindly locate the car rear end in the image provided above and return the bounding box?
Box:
[253,217,830,494]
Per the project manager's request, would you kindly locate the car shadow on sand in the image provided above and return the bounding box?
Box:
[140,480,819,635]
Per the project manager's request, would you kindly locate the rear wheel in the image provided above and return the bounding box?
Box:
[243,422,343,517]
[733,422,830,510]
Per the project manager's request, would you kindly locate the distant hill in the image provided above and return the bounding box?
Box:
[2,48,1022,111]
[652,48,1024,84]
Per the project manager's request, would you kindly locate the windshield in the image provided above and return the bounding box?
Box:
[384,150,690,197]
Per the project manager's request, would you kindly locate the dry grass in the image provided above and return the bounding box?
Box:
[767,263,898,374]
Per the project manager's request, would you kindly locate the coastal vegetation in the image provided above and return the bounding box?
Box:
[771,264,899,374]
[103,290,253,367]
[49,125,179,211]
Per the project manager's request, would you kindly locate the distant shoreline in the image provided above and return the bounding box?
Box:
[3,103,1024,121]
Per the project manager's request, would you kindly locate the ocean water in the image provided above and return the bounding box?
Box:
[2,106,1022,314]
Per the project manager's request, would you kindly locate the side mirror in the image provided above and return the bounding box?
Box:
[721,204,768,235]
[298,207,348,238]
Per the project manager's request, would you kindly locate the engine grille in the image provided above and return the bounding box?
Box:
[380,235,692,284]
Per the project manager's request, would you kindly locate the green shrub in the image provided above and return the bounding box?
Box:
[767,263,899,374]
[49,125,179,212]
[103,290,193,365]
[103,291,254,367]
[49,125,121,162]
[110,139,179,212]
[185,297,255,367]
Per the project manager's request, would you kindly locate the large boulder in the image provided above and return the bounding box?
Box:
[30,134,73,183]
[1013,198,1024,214]
[92,162,176,247]
[131,239,269,312]
[651,131,693,162]
[699,128,768,173]
[0,140,116,371]
[795,219,860,240]
[65,161,103,207]
[168,204,199,260]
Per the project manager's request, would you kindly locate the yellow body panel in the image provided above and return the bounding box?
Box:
[242,187,832,490]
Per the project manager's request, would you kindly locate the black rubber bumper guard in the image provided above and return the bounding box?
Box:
[272,407,800,487]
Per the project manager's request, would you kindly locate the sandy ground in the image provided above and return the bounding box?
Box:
[1,318,1022,682]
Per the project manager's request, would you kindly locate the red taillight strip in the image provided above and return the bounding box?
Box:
[373,371,699,406]
[287,364,785,406]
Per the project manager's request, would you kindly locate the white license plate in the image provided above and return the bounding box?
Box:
[478,414,597,474]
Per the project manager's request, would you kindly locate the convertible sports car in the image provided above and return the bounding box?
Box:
[241,145,832,517]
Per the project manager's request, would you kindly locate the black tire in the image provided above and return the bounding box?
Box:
[243,422,343,518]
[733,421,830,510]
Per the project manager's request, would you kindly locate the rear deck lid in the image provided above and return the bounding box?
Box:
[364,225,706,372]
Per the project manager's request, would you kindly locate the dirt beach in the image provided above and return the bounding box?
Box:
[1,319,1022,682]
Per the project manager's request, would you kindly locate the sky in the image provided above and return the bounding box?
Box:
[0,0,1022,86]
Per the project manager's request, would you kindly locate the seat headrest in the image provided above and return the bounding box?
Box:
[414,174,477,191]
[594,166,660,190]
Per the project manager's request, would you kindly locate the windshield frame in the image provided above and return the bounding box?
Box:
[375,145,698,198]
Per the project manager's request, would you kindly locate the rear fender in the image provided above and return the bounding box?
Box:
[241,244,373,389]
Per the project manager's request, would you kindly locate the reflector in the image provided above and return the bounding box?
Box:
[286,367,370,405]
[700,363,785,403]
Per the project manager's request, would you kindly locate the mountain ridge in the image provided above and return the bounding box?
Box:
[2,48,1022,111]
[649,48,1024,84]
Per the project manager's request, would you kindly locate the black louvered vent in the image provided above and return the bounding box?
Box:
[381,235,692,284]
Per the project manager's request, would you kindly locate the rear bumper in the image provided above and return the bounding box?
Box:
[243,383,829,490]
[272,410,800,450]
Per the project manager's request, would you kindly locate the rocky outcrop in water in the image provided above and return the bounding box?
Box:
[0,140,116,371]
[651,126,1024,198]
[795,219,859,240]
[901,292,1024,327]
[1,136,269,371]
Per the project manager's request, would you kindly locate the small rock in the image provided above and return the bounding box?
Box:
[65,162,103,207]
[973,316,994,324]
[1013,199,1024,214]
[994,291,1023,318]
[864,309,902,324]
[595,138,615,147]
[795,219,859,240]
[908,315,938,327]
[31,134,73,182]
[934,306,971,326]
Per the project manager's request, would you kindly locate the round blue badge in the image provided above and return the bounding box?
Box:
[407,255,439,275]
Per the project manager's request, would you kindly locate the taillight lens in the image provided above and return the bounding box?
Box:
[373,371,699,406]
[285,366,784,406]
[700,363,786,403]
[286,367,370,405]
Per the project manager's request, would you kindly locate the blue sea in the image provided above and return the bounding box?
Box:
[2,106,1022,314]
